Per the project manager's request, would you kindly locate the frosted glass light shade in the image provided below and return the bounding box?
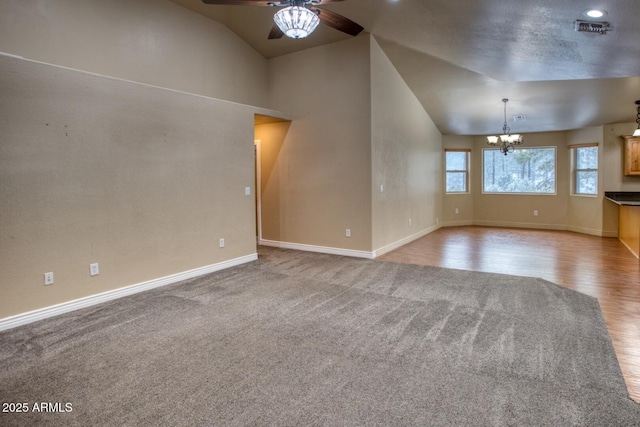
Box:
[508,134,523,144]
[487,134,523,147]
[274,6,320,39]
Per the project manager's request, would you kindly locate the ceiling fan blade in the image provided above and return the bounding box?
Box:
[268,24,284,39]
[202,0,275,6]
[311,7,364,36]
[202,0,345,5]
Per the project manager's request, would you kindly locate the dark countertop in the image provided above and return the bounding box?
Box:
[605,192,640,206]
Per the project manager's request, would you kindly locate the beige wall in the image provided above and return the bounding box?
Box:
[474,132,569,229]
[265,36,373,251]
[0,0,272,320]
[565,126,604,235]
[0,0,268,107]
[443,133,567,229]
[370,37,442,252]
[0,56,257,318]
[443,125,640,236]
[262,35,444,254]
[254,121,291,242]
[442,135,474,226]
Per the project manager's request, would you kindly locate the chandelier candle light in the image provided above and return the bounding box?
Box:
[487,98,524,155]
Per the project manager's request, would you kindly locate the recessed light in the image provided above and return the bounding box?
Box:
[584,9,607,18]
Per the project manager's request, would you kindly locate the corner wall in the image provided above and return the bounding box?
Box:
[265,36,373,252]
[566,126,605,236]
[472,131,569,230]
[442,135,474,226]
[370,37,443,254]
[254,120,291,243]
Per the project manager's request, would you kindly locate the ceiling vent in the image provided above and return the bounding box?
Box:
[574,20,609,34]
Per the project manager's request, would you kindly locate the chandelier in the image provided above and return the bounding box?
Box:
[273,6,320,39]
[487,98,524,155]
[633,100,640,137]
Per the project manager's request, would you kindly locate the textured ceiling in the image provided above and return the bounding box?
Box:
[171,0,640,135]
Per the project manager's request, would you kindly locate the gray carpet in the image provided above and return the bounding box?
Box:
[1,247,639,426]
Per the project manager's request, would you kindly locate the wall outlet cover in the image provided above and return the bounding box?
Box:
[90,263,100,276]
[44,272,54,286]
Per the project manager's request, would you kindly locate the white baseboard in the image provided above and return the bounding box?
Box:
[260,225,442,260]
[472,220,566,231]
[259,239,375,259]
[442,220,474,227]
[565,224,609,237]
[372,225,441,258]
[0,253,257,332]
[470,221,614,237]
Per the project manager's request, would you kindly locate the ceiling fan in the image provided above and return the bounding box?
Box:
[202,0,364,39]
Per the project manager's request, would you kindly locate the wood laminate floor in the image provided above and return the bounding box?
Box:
[379,226,640,403]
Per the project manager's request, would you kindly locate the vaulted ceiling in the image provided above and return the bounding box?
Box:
[171,0,640,135]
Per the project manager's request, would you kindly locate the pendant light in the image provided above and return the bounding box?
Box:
[486,98,524,155]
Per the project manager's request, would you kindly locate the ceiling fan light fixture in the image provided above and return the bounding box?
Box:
[274,6,320,39]
[584,9,606,18]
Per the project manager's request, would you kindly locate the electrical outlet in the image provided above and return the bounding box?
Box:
[455,208,459,214]
[90,263,99,276]
[219,238,225,248]
[245,187,251,196]
[44,272,54,286]
[379,184,384,193]
[408,218,412,226]
[346,229,351,238]
[533,210,539,217]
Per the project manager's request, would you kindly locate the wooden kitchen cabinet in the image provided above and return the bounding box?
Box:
[624,136,640,176]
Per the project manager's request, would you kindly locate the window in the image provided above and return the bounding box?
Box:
[571,144,598,195]
[483,147,556,194]
[445,149,470,193]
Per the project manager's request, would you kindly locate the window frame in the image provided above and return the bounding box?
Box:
[570,143,598,197]
[445,149,471,194]
[481,146,557,195]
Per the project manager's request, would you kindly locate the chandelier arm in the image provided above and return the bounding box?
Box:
[486,97,524,155]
